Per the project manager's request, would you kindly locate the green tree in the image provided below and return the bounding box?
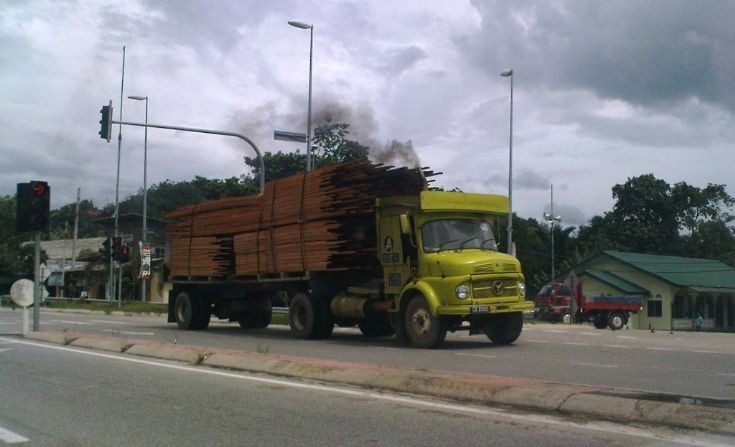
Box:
[671,182,734,234]
[312,122,369,167]
[609,174,679,253]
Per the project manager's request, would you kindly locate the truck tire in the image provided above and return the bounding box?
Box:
[608,312,625,331]
[404,295,447,348]
[175,290,208,330]
[593,314,608,329]
[484,312,523,345]
[358,314,395,337]
[288,293,334,339]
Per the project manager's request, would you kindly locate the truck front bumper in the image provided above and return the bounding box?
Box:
[437,300,534,316]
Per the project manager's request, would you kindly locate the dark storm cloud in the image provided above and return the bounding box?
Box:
[459,0,735,111]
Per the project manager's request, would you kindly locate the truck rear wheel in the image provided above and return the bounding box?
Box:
[404,295,447,348]
[358,314,395,338]
[288,292,334,339]
[484,312,523,345]
[175,290,209,330]
[608,312,625,331]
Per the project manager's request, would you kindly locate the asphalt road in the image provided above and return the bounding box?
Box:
[0,336,725,447]
[2,308,734,400]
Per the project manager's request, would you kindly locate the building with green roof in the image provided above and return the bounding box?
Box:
[573,251,735,331]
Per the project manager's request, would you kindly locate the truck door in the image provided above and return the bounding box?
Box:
[378,214,413,296]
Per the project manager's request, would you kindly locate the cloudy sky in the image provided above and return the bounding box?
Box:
[2,0,734,227]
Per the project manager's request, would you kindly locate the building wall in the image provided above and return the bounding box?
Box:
[584,257,679,331]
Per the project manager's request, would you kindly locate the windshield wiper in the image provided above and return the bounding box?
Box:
[459,236,477,249]
[481,238,496,250]
[437,239,458,252]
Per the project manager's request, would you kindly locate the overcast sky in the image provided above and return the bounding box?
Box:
[2,0,734,228]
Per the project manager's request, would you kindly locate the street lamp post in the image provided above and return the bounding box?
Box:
[500,69,514,255]
[128,95,148,302]
[289,20,314,172]
[543,184,561,281]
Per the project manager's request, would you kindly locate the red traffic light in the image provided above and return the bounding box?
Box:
[32,182,47,195]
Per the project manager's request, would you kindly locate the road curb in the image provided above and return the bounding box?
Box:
[23,330,735,435]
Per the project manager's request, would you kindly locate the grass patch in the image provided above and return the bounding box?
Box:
[271,313,289,326]
[45,299,167,315]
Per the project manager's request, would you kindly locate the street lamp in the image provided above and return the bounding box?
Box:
[500,68,514,255]
[128,94,148,302]
[289,20,314,172]
[543,184,561,281]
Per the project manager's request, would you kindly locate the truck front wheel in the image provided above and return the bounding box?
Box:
[484,312,523,345]
[288,293,334,339]
[404,295,447,349]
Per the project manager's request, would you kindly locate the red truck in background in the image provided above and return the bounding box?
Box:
[534,281,643,330]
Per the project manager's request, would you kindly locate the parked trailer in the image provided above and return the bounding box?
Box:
[534,280,642,330]
[166,162,532,348]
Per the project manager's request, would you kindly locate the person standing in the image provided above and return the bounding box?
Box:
[695,314,704,332]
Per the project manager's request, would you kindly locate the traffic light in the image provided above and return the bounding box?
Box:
[99,103,113,142]
[99,237,111,261]
[16,181,50,232]
[112,236,122,261]
[120,244,130,263]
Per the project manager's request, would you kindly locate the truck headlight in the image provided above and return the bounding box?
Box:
[456,284,470,300]
[517,281,526,297]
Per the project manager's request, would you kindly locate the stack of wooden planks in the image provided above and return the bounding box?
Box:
[167,161,435,277]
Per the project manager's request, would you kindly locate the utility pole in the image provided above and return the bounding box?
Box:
[113,46,126,306]
[60,221,67,297]
[71,187,80,298]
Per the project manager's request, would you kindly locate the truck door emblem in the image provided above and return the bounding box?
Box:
[384,236,393,252]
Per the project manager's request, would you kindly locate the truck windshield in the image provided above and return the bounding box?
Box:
[422,219,497,252]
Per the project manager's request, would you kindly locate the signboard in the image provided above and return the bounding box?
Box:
[10,279,34,307]
[47,272,63,287]
[139,242,151,279]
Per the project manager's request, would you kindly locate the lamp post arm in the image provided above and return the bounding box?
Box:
[111,120,266,194]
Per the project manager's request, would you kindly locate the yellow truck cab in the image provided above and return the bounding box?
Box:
[376,191,533,348]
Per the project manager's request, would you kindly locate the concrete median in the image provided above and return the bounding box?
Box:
[24,330,735,435]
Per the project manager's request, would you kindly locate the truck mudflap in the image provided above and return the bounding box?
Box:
[437,300,533,316]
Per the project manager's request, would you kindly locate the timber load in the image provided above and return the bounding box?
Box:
[167,161,437,278]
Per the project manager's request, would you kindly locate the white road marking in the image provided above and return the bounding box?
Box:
[101,329,155,336]
[602,344,629,349]
[88,320,134,326]
[571,362,618,369]
[49,320,94,325]
[563,342,589,346]
[694,350,720,354]
[0,348,13,353]
[543,329,565,333]
[525,339,548,344]
[455,353,496,359]
[1,337,724,447]
[579,332,602,336]
[0,425,29,444]
[646,347,674,351]
[0,322,17,325]
[717,373,735,377]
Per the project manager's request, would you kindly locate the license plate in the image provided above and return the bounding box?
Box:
[471,305,490,313]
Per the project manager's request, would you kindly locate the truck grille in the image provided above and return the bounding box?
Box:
[473,262,517,274]
[472,278,518,298]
